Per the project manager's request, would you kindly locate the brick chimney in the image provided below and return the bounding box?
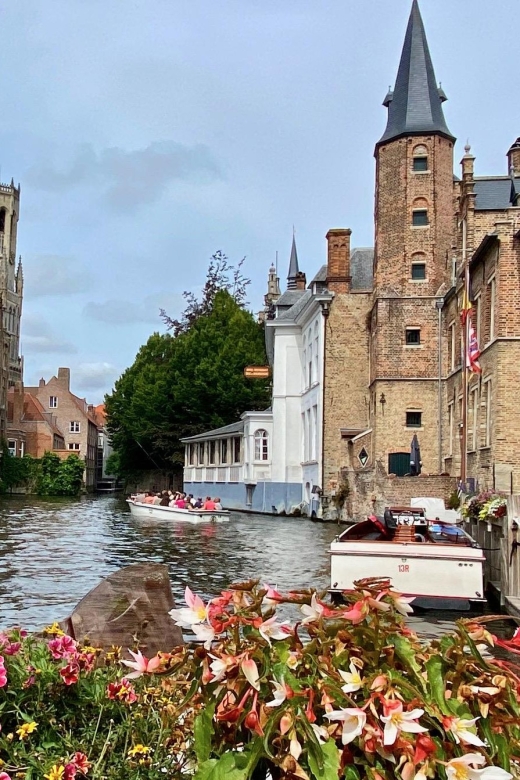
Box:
[12,382,24,424]
[57,367,70,390]
[39,377,45,388]
[507,137,520,176]
[295,271,307,291]
[326,228,352,293]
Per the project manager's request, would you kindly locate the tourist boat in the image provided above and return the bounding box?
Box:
[126,500,230,523]
[330,503,485,611]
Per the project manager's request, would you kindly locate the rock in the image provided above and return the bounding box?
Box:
[60,563,184,656]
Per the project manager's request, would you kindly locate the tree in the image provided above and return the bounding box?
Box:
[105,257,270,479]
[36,452,85,496]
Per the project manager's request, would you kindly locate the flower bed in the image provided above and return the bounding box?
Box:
[462,492,507,525]
[1,579,520,779]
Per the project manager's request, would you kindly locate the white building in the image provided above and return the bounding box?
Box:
[182,238,331,515]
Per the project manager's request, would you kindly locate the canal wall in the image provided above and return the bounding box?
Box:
[465,495,520,617]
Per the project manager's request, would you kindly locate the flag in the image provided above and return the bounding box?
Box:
[467,312,481,374]
[460,266,472,325]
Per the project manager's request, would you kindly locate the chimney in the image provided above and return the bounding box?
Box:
[39,377,45,388]
[326,228,352,293]
[12,382,24,423]
[57,367,70,390]
[295,271,307,291]
[507,137,520,176]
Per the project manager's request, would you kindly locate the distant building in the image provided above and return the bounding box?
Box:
[25,368,99,490]
[8,384,65,458]
[93,403,117,489]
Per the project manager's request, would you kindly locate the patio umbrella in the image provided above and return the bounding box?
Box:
[410,434,422,476]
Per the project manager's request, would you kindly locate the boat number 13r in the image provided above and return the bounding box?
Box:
[398,564,409,573]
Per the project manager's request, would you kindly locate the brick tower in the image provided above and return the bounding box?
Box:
[370,0,455,474]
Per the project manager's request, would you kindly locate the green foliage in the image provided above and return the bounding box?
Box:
[36,452,85,496]
[447,490,461,510]
[105,451,121,477]
[105,266,271,478]
[0,447,38,493]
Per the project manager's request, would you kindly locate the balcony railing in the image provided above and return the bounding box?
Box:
[184,464,243,485]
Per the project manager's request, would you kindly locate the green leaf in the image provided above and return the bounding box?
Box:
[425,656,451,716]
[391,634,426,692]
[343,767,361,780]
[194,701,216,762]
[194,752,250,780]
[307,739,341,780]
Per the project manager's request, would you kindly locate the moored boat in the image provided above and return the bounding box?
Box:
[330,505,485,611]
[126,499,230,523]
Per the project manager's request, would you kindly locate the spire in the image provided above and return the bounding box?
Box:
[287,233,299,290]
[378,0,454,146]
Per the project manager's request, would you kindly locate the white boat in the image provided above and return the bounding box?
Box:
[126,500,230,523]
[330,505,485,611]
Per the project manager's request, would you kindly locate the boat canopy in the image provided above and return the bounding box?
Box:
[410,497,461,524]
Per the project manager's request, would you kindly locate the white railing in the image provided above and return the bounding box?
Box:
[206,467,215,482]
[229,466,241,483]
[183,465,243,485]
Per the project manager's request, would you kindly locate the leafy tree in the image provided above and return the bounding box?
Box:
[36,452,85,496]
[106,257,270,479]
[0,448,38,493]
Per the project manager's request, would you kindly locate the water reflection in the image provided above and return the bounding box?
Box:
[0,496,514,642]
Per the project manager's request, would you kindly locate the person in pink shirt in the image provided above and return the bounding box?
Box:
[175,494,187,509]
[203,496,216,511]
[143,492,156,504]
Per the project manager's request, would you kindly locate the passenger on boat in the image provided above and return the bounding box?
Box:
[134,492,146,503]
[143,492,156,504]
[194,497,203,508]
[214,497,222,510]
[203,496,216,511]
[188,494,196,507]
[153,493,162,505]
[159,491,170,507]
[175,494,187,509]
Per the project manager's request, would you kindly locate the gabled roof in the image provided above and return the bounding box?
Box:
[275,289,307,309]
[350,248,374,290]
[276,290,313,321]
[181,420,245,443]
[378,0,454,146]
[473,176,520,210]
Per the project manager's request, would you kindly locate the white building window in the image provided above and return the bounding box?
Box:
[7,440,16,457]
[49,396,58,409]
[311,405,318,461]
[308,344,313,387]
[68,443,80,451]
[197,442,205,465]
[254,429,269,461]
[69,421,80,433]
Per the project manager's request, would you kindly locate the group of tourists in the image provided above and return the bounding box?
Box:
[132,490,223,511]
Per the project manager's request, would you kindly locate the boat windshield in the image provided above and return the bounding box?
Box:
[427,523,478,547]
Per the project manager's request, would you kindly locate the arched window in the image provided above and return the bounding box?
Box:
[412,144,428,172]
[254,429,269,461]
[412,197,429,227]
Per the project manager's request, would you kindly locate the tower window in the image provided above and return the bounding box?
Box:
[413,156,428,172]
[411,263,426,280]
[412,210,429,227]
[405,328,421,345]
[406,411,422,428]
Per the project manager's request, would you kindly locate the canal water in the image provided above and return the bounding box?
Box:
[0,495,512,641]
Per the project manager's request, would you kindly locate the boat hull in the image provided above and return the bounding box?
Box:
[127,500,230,523]
[330,539,485,611]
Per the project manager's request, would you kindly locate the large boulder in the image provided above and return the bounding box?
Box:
[60,563,184,656]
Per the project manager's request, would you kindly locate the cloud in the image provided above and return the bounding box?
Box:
[21,313,77,354]
[25,254,95,297]
[83,292,183,325]
[26,141,222,211]
[73,362,119,392]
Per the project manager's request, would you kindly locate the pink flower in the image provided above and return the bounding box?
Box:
[71,752,91,774]
[262,584,284,606]
[121,649,161,679]
[0,772,12,780]
[169,586,208,628]
[107,679,138,704]
[0,633,21,656]
[0,655,7,688]
[60,661,80,686]
[341,601,369,624]
[380,701,427,745]
[241,657,261,690]
[64,764,77,780]
[48,635,77,659]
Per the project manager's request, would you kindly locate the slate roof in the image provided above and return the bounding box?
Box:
[473,176,520,211]
[378,0,454,145]
[350,248,374,290]
[287,235,299,287]
[275,289,307,308]
[181,420,245,443]
[310,265,327,284]
[276,290,313,321]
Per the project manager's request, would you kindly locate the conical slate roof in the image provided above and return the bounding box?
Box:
[287,235,299,290]
[378,0,454,146]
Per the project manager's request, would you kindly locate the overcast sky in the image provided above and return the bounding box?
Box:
[2,0,519,403]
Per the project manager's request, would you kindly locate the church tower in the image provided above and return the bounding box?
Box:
[0,180,23,387]
[370,0,455,473]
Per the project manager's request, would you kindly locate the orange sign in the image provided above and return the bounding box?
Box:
[244,365,271,379]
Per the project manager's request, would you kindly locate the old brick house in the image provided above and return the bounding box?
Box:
[319,0,520,515]
[25,368,99,490]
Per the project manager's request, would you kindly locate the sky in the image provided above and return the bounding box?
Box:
[2,0,519,403]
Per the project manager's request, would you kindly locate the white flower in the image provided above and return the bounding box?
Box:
[208,654,236,682]
[388,591,415,616]
[380,703,427,746]
[300,593,325,624]
[446,716,485,747]
[469,686,500,697]
[289,732,302,760]
[191,622,215,650]
[339,660,364,693]
[258,616,291,646]
[310,724,329,743]
[325,707,366,745]
[169,587,207,627]
[445,753,512,780]
[265,679,288,708]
